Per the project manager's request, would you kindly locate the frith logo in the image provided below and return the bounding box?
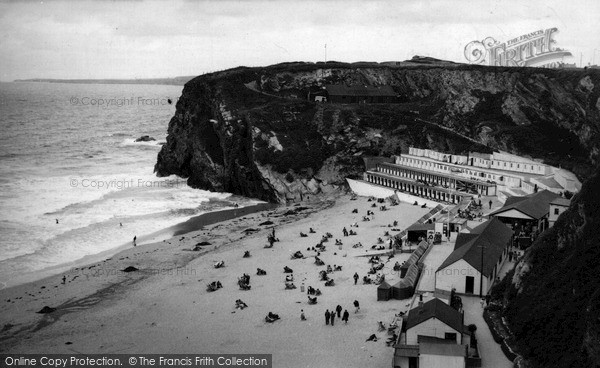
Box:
[464,27,572,68]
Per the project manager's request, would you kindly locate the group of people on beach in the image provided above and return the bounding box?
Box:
[324,304,353,325]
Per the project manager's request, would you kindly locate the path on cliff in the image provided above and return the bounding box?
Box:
[244,81,290,100]
[414,117,484,146]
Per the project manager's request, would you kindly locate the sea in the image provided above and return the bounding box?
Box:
[0,82,252,288]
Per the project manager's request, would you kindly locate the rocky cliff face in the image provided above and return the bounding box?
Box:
[155,61,600,202]
[505,165,600,368]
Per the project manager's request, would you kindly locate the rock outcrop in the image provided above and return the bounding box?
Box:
[135,135,156,142]
[155,61,600,202]
[504,165,600,368]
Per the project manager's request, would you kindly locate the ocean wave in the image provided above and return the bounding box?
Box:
[120,138,163,147]
[0,202,229,283]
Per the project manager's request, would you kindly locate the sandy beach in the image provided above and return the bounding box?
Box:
[0,193,430,367]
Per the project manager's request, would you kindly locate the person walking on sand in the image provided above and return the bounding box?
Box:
[62,275,66,285]
[56,218,59,224]
[325,309,330,325]
[489,200,493,209]
[354,300,360,313]
[342,309,349,324]
[301,309,306,321]
[330,310,335,326]
[353,272,359,285]
[336,305,342,318]
[133,235,137,246]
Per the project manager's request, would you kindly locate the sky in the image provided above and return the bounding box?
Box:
[0,0,599,81]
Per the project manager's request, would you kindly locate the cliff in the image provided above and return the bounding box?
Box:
[504,165,600,368]
[155,61,600,202]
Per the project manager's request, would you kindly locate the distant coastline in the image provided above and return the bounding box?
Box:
[13,76,195,86]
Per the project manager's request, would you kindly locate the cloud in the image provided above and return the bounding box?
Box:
[0,0,599,80]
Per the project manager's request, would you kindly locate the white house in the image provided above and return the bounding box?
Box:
[393,298,471,368]
[435,218,513,296]
[548,197,570,227]
[419,336,468,368]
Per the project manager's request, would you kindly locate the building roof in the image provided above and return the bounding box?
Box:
[324,84,396,97]
[554,168,582,192]
[405,298,463,333]
[418,336,468,357]
[406,222,435,232]
[490,190,561,220]
[437,218,513,276]
[469,152,492,160]
[550,197,571,207]
[393,344,420,357]
[378,280,392,289]
[533,175,562,190]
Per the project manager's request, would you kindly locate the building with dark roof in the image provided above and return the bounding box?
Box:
[489,190,561,244]
[393,298,475,368]
[324,84,397,103]
[404,298,464,336]
[435,218,513,295]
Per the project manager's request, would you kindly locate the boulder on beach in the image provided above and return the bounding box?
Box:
[121,266,139,273]
[197,241,212,246]
[37,306,56,314]
[135,135,156,142]
[243,228,259,233]
[259,221,274,226]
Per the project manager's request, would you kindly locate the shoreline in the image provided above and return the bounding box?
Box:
[171,202,278,236]
[0,201,276,290]
[1,192,432,367]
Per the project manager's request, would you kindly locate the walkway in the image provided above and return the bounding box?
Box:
[462,296,513,368]
[415,234,456,292]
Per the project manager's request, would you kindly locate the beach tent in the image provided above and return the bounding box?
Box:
[392,263,421,300]
[400,240,429,276]
[377,281,392,301]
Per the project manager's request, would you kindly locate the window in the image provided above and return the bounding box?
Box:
[554,208,560,215]
[445,333,457,341]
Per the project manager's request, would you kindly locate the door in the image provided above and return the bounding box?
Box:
[465,276,475,294]
[408,357,418,368]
